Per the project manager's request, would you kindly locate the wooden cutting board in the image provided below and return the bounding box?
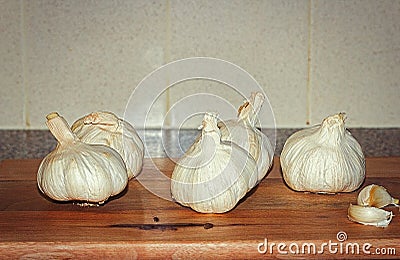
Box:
[0,157,399,259]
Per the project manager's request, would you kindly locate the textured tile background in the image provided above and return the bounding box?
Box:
[310,0,400,127]
[0,1,24,128]
[23,1,168,128]
[0,0,399,129]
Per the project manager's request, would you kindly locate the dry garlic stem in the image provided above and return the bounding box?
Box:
[348,204,393,228]
[357,184,399,208]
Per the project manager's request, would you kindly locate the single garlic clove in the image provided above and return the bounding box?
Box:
[348,204,393,228]
[357,184,399,208]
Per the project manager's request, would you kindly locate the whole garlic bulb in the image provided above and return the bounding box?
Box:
[219,92,274,184]
[71,111,144,179]
[171,113,258,213]
[37,112,128,205]
[281,113,365,193]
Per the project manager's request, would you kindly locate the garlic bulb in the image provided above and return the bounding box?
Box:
[219,92,273,184]
[71,111,144,179]
[348,204,393,227]
[171,113,258,213]
[281,113,365,193]
[357,184,399,208]
[37,112,128,205]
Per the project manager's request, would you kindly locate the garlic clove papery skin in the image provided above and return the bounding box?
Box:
[37,112,128,204]
[219,92,274,184]
[357,184,399,208]
[348,204,393,227]
[71,111,144,179]
[280,113,365,193]
[171,113,258,213]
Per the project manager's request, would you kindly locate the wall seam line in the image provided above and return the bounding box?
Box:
[306,0,313,125]
[164,0,171,127]
[20,0,29,128]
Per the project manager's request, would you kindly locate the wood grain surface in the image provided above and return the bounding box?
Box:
[0,157,399,259]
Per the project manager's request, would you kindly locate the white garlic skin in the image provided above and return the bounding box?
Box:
[37,113,128,204]
[72,111,144,179]
[219,92,274,184]
[38,143,128,203]
[281,113,365,193]
[171,113,258,213]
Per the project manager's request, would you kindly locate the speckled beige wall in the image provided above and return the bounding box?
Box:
[0,0,399,129]
[310,0,400,127]
[1,0,24,128]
